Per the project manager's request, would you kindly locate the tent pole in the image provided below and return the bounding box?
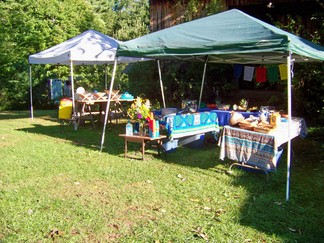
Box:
[29,65,34,120]
[286,52,292,201]
[198,56,209,108]
[100,59,118,152]
[70,60,76,116]
[70,61,78,130]
[157,60,166,108]
[105,64,108,90]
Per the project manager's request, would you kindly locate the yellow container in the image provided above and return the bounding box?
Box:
[58,98,73,119]
[270,112,281,126]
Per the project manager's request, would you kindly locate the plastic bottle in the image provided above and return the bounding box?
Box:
[126,120,133,136]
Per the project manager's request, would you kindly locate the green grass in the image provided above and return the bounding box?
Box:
[0,110,323,242]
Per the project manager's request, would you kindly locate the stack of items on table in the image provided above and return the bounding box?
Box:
[147,112,160,138]
[229,106,285,134]
[74,87,135,102]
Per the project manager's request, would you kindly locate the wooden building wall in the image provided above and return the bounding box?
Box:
[149,0,215,32]
[149,0,323,38]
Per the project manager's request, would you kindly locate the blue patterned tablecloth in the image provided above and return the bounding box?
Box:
[164,111,219,139]
[219,117,307,171]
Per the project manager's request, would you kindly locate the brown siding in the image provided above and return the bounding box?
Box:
[149,0,323,40]
[149,0,214,32]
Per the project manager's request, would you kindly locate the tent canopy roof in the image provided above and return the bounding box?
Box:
[117,9,324,64]
[29,30,146,65]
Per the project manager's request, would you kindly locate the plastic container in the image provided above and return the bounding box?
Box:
[58,98,73,119]
[181,100,197,112]
[270,112,281,126]
[185,134,205,148]
[162,139,178,152]
[149,120,160,138]
[120,92,134,100]
[126,120,133,136]
[161,108,177,116]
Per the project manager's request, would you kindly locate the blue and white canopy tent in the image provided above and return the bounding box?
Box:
[28,29,149,151]
[117,9,324,201]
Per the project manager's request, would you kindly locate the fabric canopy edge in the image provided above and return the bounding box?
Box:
[28,29,152,65]
[116,9,324,64]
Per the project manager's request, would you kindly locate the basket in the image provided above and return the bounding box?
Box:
[238,119,258,131]
[238,121,254,131]
[253,123,276,134]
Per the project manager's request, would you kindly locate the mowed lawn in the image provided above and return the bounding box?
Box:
[0,110,323,242]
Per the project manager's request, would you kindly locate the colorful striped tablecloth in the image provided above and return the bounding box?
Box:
[219,117,307,171]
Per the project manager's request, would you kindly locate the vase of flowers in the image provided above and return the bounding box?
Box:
[127,97,151,135]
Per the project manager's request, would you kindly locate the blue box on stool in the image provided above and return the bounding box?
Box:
[185,134,205,148]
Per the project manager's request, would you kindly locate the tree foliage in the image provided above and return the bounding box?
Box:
[272,14,324,125]
[0,0,149,110]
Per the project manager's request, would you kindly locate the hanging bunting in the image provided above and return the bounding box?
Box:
[255,66,267,83]
[233,64,243,81]
[243,66,255,81]
[267,65,279,83]
[279,64,288,80]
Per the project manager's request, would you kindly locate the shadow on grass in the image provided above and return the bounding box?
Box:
[0,110,31,119]
[16,120,127,156]
[227,135,324,242]
[159,142,223,170]
[157,134,324,241]
[20,127,221,169]
[17,117,223,170]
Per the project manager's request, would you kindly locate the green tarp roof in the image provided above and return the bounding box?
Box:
[117,9,324,64]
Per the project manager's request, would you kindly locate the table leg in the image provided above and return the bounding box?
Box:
[124,139,128,158]
[141,140,145,160]
[229,162,269,181]
[157,139,162,155]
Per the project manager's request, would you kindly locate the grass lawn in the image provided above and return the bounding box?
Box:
[0,110,323,242]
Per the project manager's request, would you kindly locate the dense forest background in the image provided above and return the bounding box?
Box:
[0,0,150,110]
[0,0,323,125]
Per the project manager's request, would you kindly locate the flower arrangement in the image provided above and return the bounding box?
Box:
[127,97,151,123]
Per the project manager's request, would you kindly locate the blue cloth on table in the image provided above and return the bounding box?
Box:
[164,111,219,140]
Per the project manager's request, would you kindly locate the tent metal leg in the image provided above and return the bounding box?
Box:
[286,52,293,201]
[29,65,34,120]
[198,56,209,108]
[157,60,166,108]
[70,61,76,116]
[100,59,118,152]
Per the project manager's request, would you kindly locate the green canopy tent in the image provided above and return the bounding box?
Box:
[118,9,323,62]
[117,9,324,201]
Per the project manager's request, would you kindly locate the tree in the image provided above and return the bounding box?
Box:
[0,0,150,110]
[0,0,109,109]
[272,14,324,125]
